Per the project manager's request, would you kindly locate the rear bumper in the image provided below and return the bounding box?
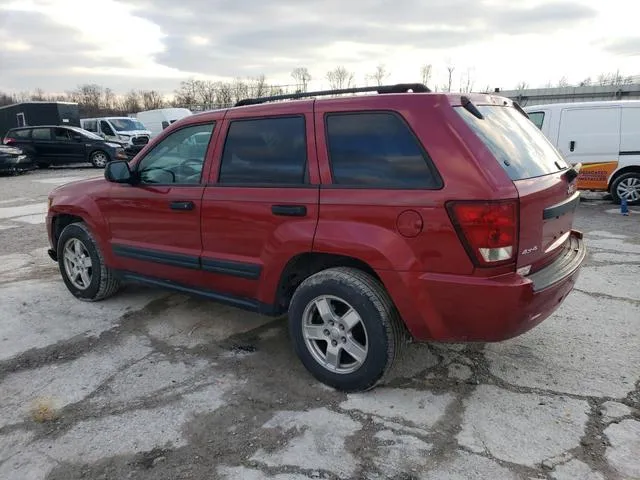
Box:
[381,230,586,342]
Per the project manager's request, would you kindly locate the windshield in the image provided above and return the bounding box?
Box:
[109,118,146,132]
[68,126,102,140]
[455,105,568,180]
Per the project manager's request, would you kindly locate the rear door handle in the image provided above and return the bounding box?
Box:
[271,205,307,217]
[170,201,195,211]
[569,140,575,152]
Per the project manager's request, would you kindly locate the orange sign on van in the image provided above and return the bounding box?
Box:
[576,161,618,191]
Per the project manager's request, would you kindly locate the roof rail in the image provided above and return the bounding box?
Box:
[234,83,430,107]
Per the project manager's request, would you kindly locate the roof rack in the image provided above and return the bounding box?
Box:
[234,83,430,107]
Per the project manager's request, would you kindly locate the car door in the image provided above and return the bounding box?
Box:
[30,127,55,163]
[99,120,120,143]
[51,127,85,162]
[103,121,219,287]
[557,106,621,190]
[200,104,320,304]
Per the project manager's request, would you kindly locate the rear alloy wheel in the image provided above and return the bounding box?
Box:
[57,222,121,301]
[288,267,404,392]
[611,172,640,206]
[90,150,109,168]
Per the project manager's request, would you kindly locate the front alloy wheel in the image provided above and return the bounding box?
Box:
[62,238,93,290]
[90,151,109,168]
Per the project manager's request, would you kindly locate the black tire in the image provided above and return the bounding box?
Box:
[610,172,640,206]
[37,161,50,169]
[89,150,109,168]
[57,222,121,301]
[288,267,405,392]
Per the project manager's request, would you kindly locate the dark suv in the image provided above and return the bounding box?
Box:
[3,125,127,168]
[45,84,586,391]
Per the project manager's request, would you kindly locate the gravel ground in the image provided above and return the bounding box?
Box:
[0,169,638,480]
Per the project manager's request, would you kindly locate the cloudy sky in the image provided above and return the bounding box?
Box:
[0,0,638,95]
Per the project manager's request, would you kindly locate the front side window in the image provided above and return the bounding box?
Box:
[31,128,51,140]
[527,111,545,129]
[54,128,71,141]
[83,120,97,132]
[219,116,307,185]
[136,123,215,185]
[325,112,441,188]
[100,121,115,137]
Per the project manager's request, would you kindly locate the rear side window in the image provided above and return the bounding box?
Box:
[8,129,30,139]
[455,105,568,180]
[219,116,307,185]
[325,112,440,188]
[31,128,51,140]
[527,111,545,129]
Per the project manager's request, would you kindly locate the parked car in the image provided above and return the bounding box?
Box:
[135,108,192,138]
[80,117,151,158]
[0,144,36,174]
[45,84,586,391]
[3,125,127,168]
[524,100,640,205]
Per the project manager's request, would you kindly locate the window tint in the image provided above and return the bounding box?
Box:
[455,105,568,180]
[325,112,439,188]
[54,128,71,141]
[219,116,307,185]
[31,128,51,140]
[10,129,30,139]
[527,112,545,129]
[137,123,214,185]
[100,121,115,136]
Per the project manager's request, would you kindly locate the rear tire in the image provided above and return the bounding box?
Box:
[288,267,404,392]
[57,222,121,301]
[610,172,640,206]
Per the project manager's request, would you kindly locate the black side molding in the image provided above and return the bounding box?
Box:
[271,205,307,217]
[201,258,262,279]
[620,151,640,156]
[542,192,580,220]
[113,244,199,270]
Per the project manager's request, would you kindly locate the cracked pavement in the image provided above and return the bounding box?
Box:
[0,170,639,480]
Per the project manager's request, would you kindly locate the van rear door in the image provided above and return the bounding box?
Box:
[455,102,579,271]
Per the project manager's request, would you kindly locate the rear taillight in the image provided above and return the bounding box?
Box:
[446,200,519,267]
[3,138,14,145]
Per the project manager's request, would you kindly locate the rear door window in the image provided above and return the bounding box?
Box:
[31,128,52,140]
[9,129,30,139]
[325,112,441,188]
[455,105,568,180]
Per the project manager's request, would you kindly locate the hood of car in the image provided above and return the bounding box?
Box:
[50,176,105,197]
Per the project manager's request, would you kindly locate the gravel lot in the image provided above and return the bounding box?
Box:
[0,168,639,480]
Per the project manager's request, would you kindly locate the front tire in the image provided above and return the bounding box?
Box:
[57,222,121,301]
[288,267,404,392]
[90,150,109,168]
[610,172,640,206]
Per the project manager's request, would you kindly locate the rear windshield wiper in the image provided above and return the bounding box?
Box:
[461,96,484,120]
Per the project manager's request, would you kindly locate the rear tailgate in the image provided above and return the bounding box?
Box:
[455,99,579,270]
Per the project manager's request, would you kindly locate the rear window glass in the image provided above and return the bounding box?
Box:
[455,105,568,180]
[31,128,51,140]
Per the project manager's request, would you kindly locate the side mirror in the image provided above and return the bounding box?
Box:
[105,160,134,184]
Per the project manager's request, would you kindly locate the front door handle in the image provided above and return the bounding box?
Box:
[170,200,195,211]
[271,205,307,217]
[569,140,575,152]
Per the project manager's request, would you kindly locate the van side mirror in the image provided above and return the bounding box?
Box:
[105,160,134,184]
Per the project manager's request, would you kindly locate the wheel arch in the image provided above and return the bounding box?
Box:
[608,165,640,190]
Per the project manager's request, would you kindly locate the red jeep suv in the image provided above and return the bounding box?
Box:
[46,84,586,391]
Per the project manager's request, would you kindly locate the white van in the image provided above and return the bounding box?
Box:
[524,100,640,205]
[80,117,152,157]
[135,108,192,138]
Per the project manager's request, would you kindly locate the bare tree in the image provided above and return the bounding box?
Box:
[326,66,354,90]
[515,81,529,91]
[459,68,475,93]
[174,79,200,107]
[578,77,592,87]
[196,80,217,109]
[291,67,312,92]
[216,82,233,108]
[103,88,116,110]
[420,64,433,87]
[232,78,249,104]
[122,90,142,113]
[31,88,46,101]
[444,64,455,92]
[141,90,165,110]
[368,64,389,86]
[597,73,610,86]
[557,76,569,87]
[249,74,268,98]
